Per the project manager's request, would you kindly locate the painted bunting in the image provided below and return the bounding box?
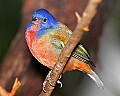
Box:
[25,9,104,91]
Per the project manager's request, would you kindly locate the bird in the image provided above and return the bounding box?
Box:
[25,8,104,91]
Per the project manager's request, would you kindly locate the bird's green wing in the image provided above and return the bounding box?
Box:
[48,22,72,49]
[48,23,95,67]
[72,43,96,67]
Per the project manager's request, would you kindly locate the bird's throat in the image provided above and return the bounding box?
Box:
[26,24,39,45]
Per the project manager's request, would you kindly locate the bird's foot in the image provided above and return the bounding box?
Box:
[57,80,62,88]
[43,70,62,93]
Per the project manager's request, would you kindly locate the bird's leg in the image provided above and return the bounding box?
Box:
[43,70,62,92]
[48,71,62,88]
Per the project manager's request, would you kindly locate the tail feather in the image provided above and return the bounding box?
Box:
[87,70,104,90]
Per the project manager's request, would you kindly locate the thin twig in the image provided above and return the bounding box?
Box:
[39,0,102,96]
[9,78,21,96]
[0,86,9,96]
[75,12,81,22]
[0,78,21,96]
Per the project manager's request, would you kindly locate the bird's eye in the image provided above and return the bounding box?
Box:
[43,18,47,23]
[32,17,38,21]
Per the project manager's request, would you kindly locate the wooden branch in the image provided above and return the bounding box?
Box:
[39,0,102,96]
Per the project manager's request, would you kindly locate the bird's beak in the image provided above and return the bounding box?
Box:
[32,19,42,25]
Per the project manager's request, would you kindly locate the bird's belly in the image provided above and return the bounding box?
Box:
[30,38,61,69]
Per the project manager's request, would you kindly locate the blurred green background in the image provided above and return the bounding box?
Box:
[0,0,22,63]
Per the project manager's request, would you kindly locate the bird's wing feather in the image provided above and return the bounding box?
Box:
[49,23,72,49]
[72,44,96,67]
[49,23,95,67]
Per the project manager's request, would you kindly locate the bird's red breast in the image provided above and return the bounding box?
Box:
[26,24,39,46]
[26,26,60,69]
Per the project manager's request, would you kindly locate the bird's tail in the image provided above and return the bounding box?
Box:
[87,70,104,90]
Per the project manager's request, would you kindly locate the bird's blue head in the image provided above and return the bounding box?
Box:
[27,9,59,31]
[26,9,59,38]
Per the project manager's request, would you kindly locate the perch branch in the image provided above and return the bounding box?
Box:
[39,0,102,96]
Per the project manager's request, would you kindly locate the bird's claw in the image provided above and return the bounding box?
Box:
[57,74,62,88]
[43,70,52,93]
[57,80,62,88]
[43,80,47,93]
[43,70,63,93]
